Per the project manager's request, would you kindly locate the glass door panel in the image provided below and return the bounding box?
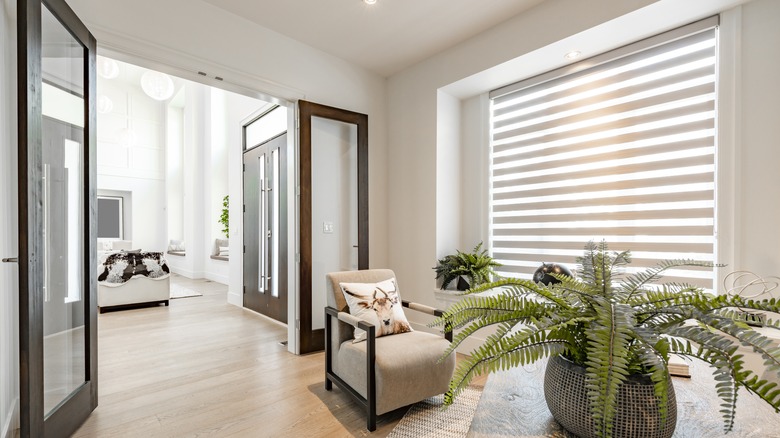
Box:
[41,3,86,416]
[18,0,97,434]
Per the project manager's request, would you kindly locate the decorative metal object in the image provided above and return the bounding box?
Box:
[544,355,677,438]
[723,271,780,327]
[532,262,572,286]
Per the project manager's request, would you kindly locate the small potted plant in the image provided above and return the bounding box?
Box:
[433,242,501,291]
[432,241,780,438]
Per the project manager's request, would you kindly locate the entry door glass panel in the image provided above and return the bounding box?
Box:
[271,148,279,298]
[258,153,266,293]
[245,106,287,150]
[41,4,86,415]
[310,117,358,331]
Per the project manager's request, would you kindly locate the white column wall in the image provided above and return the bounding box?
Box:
[732,0,780,276]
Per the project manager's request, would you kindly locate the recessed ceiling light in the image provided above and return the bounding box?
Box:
[564,51,582,60]
[364,0,377,4]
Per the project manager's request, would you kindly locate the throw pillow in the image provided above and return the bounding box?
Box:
[340,278,413,342]
[218,246,229,257]
[168,240,185,251]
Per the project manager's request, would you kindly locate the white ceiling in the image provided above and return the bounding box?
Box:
[199,0,547,77]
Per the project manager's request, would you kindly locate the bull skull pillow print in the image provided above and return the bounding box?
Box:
[340,278,413,342]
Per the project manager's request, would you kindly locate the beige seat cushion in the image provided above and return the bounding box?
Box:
[337,330,456,415]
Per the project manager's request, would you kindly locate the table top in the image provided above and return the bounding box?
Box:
[467,358,780,438]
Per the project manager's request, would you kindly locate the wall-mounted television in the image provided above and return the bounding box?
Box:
[97,196,123,239]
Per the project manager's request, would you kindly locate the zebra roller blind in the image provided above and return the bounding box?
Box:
[488,18,718,290]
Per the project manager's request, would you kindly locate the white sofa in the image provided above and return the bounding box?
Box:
[97,248,171,312]
[98,275,170,313]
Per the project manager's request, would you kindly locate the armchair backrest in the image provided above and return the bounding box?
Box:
[325,269,397,346]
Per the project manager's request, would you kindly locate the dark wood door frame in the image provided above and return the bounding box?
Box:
[18,0,97,436]
[298,100,369,354]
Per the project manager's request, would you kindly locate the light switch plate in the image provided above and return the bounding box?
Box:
[323,221,334,233]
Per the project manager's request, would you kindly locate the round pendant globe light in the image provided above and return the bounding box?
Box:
[140,71,175,101]
[97,57,120,79]
[97,95,114,114]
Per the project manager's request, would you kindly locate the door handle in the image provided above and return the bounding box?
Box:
[2,257,18,263]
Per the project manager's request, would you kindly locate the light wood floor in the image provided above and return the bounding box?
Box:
[73,275,475,438]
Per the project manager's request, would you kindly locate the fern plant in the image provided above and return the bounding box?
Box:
[219,195,229,238]
[432,241,780,438]
[433,242,502,290]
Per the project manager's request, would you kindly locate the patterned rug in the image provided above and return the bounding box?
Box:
[387,387,483,438]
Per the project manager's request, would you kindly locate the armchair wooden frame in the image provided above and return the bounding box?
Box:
[324,301,453,431]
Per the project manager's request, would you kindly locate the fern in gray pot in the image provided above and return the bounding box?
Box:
[432,241,780,438]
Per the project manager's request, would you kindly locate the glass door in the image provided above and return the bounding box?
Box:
[18,0,97,436]
[243,133,288,323]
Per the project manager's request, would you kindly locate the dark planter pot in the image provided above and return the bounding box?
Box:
[543,355,677,438]
[456,276,470,291]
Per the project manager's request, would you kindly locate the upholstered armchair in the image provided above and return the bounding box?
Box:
[324,269,455,431]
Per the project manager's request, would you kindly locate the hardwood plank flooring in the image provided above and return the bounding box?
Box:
[73,275,476,438]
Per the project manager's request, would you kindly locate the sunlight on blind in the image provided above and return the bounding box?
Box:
[489,25,717,290]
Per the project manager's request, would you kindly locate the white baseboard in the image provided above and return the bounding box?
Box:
[170,267,228,286]
[203,272,229,285]
[170,267,201,279]
[227,291,242,307]
[2,397,18,438]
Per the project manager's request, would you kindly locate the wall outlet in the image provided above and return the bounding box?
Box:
[323,221,334,233]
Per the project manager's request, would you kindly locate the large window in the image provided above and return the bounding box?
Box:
[488,18,718,290]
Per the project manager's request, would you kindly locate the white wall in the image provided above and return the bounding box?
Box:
[166,102,184,243]
[179,83,207,278]
[731,0,780,275]
[386,0,778,348]
[206,88,266,285]
[435,91,462,260]
[0,1,18,436]
[459,94,490,251]
[97,76,167,251]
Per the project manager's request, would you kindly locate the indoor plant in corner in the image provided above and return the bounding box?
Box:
[219,195,229,238]
[432,241,780,438]
[433,242,502,291]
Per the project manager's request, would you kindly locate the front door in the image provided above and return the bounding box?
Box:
[243,134,288,323]
[17,0,98,436]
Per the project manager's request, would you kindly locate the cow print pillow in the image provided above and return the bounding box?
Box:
[340,278,413,343]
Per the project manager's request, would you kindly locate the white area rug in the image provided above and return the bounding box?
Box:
[387,387,482,438]
[169,283,203,299]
